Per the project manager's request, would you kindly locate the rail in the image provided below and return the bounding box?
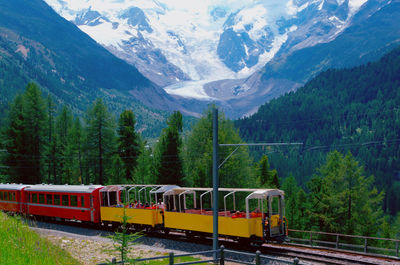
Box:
[98,245,303,265]
[288,229,400,258]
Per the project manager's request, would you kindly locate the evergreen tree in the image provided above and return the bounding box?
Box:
[184,106,255,188]
[23,82,47,184]
[117,110,141,183]
[3,83,47,184]
[70,117,84,184]
[135,142,154,184]
[85,99,116,185]
[108,154,126,184]
[308,151,384,236]
[258,155,280,188]
[3,94,27,183]
[281,175,308,230]
[46,95,56,184]
[55,106,73,184]
[154,111,184,185]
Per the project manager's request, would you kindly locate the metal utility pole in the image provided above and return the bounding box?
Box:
[212,107,219,260]
[211,106,302,261]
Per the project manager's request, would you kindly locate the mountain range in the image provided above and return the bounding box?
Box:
[1,0,399,123]
[0,0,196,137]
[43,0,400,118]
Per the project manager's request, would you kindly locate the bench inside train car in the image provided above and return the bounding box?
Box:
[162,187,286,241]
[99,185,178,228]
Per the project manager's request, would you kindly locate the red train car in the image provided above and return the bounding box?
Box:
[24,184,103,223]
[0,184,31,213]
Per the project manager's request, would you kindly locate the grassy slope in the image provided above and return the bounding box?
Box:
[0,212,80,265]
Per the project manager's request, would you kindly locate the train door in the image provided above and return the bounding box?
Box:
[267,195,285,240]
[90,195,94,222]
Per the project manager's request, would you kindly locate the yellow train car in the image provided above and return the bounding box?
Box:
[99,185,171,228]
[99,185,287,243]
[162,187,287,243]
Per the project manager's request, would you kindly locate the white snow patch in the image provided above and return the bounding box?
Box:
[233,5,268,40]
[79,22,133,48]
[318,0,324,10]
[286,0,310,16]
[348,0,368,14]
[164,80,215,100]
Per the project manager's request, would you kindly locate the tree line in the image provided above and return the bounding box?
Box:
[236,45,400,216]
[0,82,263,189]
[0,82,398,240]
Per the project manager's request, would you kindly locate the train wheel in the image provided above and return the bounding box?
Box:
[163,228,170,235]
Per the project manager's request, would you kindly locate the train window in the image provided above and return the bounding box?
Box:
[271,196,280,215]
[70,195,77,207]
[0,191,3,200]
[39,194,45,204]
[32,193,37,203]
[46,194,53,204]
[54,195,60,205]
[4,192,8,201]
[11,193,16,201]
[81,196,85,207]
[62,195,69,206]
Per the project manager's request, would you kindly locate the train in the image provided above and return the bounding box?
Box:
[0,183,288,244]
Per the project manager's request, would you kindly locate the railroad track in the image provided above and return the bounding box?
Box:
[24,216,399,265]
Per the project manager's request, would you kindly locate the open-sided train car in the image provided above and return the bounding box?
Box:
[99,185,177,229]
[100,184,288,243]
[24,184,103,223]
[162,187,288,243]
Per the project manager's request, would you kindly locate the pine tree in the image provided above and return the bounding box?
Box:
[117,110,141,183]
[135,142,154,184]
[308,151,384,236]
[155,111,184,185]
[70,117,84,184]
[85,99,116,185]
[56,106,73,184]
[3,83,47,184]
[184,106,255,188]
[22,82,47,184]
[46,95,56,184]
[3,94,27,183]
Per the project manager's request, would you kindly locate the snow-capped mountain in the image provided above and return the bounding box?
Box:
[43,0,397,117]
[44,0,366,87]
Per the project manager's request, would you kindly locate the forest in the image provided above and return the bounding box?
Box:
[1,46,400,241]
[237,45,400,217]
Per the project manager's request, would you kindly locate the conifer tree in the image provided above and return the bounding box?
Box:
[3,94,26,183]
[184,106,255,188]
[23,82,47,183]
[56,106,73,184]
[135,142,154,184]
[117,110,141,183]
[308,150,384,236]
[70,117,84,184]
[155,111,184,185]
[46,95,56,184]
[258,155,280,188]
[85,99,116,185]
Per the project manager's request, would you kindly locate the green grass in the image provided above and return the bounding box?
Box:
[0,212,81,265]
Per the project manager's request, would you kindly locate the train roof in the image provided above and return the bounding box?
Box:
[0,183,31,191]
[25,184,103,193]
[163,187,285,197]
[99,185,179,193]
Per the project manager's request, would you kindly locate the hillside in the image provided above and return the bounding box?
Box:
[0,0,188,136]
[236,46,400,215]
[261,0,400,83]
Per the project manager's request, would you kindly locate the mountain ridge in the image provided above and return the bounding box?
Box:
[0,0,192,136]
